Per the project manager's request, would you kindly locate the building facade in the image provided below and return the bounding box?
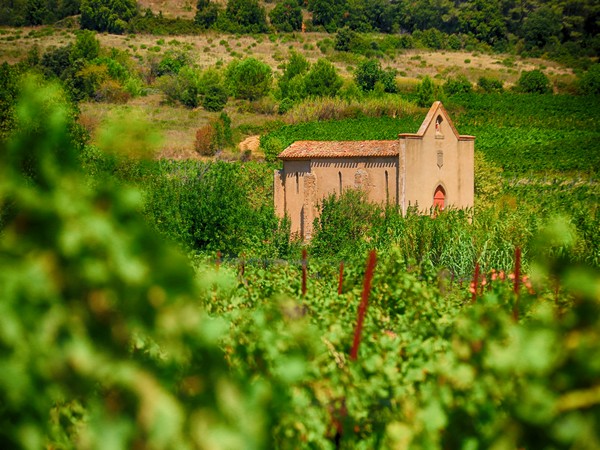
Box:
[274,102,475,239]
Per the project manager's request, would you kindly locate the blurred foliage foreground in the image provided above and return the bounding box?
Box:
[1,77,600,449]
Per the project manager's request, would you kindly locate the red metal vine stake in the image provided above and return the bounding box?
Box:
[513,246,521,321]
[338,261,344,295]
[301,249,307,296]
[350,250,377,362]
[471,263,480,304]
[216,251,221,272]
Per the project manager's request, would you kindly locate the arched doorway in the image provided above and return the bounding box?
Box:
[433,185,446,210]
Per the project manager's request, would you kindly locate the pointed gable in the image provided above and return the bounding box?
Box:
[399,101,475,141]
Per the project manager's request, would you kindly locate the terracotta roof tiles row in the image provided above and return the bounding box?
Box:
[278,140,399,160]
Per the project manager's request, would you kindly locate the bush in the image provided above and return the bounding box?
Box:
[354,59,398,93]
[355,59,381,92]
[335,27,358,52]
[225,58,272,100]
[202,84,228,111]
[516,69,552,94]
[195,0,220,29]
[277,51,310,100]
[80,0,138,34]
[194,113,232,155]
[269,0,302,32]
[95,79,130,103]
[477,76,504,93]
[303,59,342,97]
[220,0,268,33]
[156,67,202,108]
[416,76,435,107]
[444,75,473,95]
[578,64,600,95]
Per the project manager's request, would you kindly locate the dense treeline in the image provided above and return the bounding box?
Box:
[1,0,598,58]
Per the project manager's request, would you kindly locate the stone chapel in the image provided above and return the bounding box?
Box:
[273,101,475,239]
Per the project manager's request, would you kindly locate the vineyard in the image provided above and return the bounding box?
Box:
[1,76,600,450]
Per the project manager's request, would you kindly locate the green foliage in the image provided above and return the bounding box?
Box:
[355,58,397,93]
[309,0,345,32]
[311,189,382,260]
[277,51,310,101]
[335,27,358,51]
[477,76,504,93]
[142,160,286,257]
[195,0,219,29]
[416,75,435,107]
[71,30,100,61]
[220,0,268,33]
[444,75,472,95]
[80,0,137,34]
[269,0,302,32]
[226,58,272,101]
[578,64,600,95]
[154,49,191,76]
[0,63,19,141]
[202,84,228,111]
[516,69,552,94]
[0,75,276,450]
[303,59,342,98]
[156,66,205,108]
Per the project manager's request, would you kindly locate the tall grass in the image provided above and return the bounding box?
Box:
[283,95,422,124]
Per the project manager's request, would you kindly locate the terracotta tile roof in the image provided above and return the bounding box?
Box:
[278,140,399,160]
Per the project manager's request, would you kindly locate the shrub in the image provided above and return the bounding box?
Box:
[195,113,232,156]
[71,30,100,61]
[477,76,504,93]
[225,58,272,100]
[195,0,220,29]
[416,76,435,107]
[578,64,600,95]
[303,59,342,97]
[202,84,228,111]
[277,51,310,100]
[516,69,552,94]
[444,75,473,95]
[269,0,302,32]
[355,59,381,92]
[95,79,130,103]
[220,0,268,33]
[355,59,398,93]
[195,124,217,155]
[80,0,137,34]
[155,50,190,76]
[156,67,202,107]
[335,27,358,52]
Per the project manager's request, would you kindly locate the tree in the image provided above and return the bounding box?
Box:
[225,58,272,100]
[578,64,600,95]
[70,30,100,61]
[522,5,562,49]
[516,69,552,93]
[303,59,342,97]
[278,51,310,100]
[26,0,50,25]
[269,0,302,32]
[355,58,382,91]
[195,0,219,29]
[80,0,137,34]
[444,75,473,95]
[309,0,346,32]
[416,76,435,107]
[335,27,358,51]
[222,0,268,33]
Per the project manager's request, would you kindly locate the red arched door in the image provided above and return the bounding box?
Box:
[433,185,446,210]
